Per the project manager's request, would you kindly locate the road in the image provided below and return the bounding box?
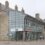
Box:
[0,40,45,45]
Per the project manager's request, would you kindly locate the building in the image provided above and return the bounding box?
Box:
[0,1,9,40]
[0,1,13,40]
[0,1,45,41]
[9,5,45,40]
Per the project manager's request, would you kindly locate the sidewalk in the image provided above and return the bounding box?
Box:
[0,40,45,45]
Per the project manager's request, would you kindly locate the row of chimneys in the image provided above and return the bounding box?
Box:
[0,1,24,13]
[0,1,40,20]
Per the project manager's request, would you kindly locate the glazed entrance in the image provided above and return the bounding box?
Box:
[25,32,42,40]
[14,31,42,40]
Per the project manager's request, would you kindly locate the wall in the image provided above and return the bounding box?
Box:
[0,11,8,40]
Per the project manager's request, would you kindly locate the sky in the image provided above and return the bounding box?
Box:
[0,0,45,19]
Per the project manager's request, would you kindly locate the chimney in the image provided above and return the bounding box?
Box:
[0,3,2,11]
[35,13,40,20]
[43,19,45,22]
[15,5,18,11]
[5,1,9,10]
[21,8,25,13]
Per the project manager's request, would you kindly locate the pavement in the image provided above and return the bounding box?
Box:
[0,40,45,45]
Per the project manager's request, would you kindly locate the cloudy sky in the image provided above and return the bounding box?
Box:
[0,0,45,19]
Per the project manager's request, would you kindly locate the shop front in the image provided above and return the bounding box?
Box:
[14,31,42,41]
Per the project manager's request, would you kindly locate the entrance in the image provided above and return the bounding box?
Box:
[25,32,42,40]
[14,31,42,41]
[15,31,23,40]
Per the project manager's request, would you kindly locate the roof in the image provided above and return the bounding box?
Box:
[25,14,45,25]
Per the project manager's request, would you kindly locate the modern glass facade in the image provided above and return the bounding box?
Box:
[25,19,44,32]
[24,18,44,40]
[8,10,44,40]
[14,11,25,31]
[9,11,25,40]
[8,11,16,40]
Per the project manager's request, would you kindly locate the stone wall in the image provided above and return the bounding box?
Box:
[0,12,8,40]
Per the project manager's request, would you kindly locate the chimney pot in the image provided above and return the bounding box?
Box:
[21,8,25,13]
[15,5,18,11]
[5,1,9,9]
[35,13,40,20]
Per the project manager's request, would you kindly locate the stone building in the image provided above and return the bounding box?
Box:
[0,1,12,40]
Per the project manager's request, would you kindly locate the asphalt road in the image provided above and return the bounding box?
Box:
[0,40,45,45]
